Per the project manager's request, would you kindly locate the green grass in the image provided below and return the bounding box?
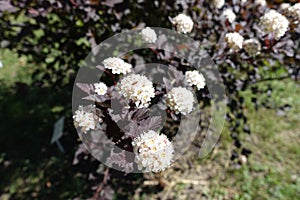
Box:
[0,49,32,86]
[209,80,300,200]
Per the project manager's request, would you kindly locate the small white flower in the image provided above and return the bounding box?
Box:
[212,0,225,9]
[172,14,194,34]
[132,130,174,172]
[280,3,291,12]
[287,3,300,24]
[0,61,3,68]
[140,27,157,43]
[225,32,244,52]
[166,87,194,115]
[255,0,267,7]
[94,82,107,95]
[241,0,247,5]
[102,57,132,75]
[117,74,155,108]
[259,9,289,40]
[223,8,236,23]
[243,39,261,56]
[185,71,206,90]
[73,105,102,133]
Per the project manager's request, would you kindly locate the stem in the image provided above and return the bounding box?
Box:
[92,168,110,199]
[150,47,159,55]
[154,171,167,187]
[97,66,117,85]
[69,0,78,7]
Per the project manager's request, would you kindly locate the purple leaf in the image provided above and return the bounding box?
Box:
[108,109,122,122]
[156,34,168,49]
[82,95,96,101]
[76,83,93,95]
[124,122,139,138]
[157,103,167,110]
[124,116,162,138]
[170,112,178,121]
[106,150,133,173]
[83,95,107,103]
[96,65,105,71]
[139,116,162,132]
[163,77,172,92]
[131,108,149,121]
[101,0,123,7]
[73,144,88,165]
[169,65,184,84]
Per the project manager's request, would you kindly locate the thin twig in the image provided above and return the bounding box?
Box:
[150,47,159,55]
[92,168,110,199]
[97,66,117,85]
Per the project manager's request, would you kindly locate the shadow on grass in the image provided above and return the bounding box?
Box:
[0,82,94,199]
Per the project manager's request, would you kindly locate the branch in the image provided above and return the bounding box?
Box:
[96,65,117,85]
[92,168,110,200]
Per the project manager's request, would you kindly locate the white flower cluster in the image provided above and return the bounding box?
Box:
[185,71,206,90]
[73,105,102,133]
[225,32,244,52]
[140,27,157,43]
[255,0,267,7]
[117,74,155,108]
[212,0,225,9]
[94,82,107,95]
[259,9,289,40]
[172,14,194,34]
[287,3,300,23]
[166,87,194,115]
[102,57,132,75]
[243,39,261,57]
[132,130,174,172]
[223,8,236,23]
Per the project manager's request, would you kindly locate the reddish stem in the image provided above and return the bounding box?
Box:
[98,67,117,85]
[150,47,159,55]
[92,168,110,199]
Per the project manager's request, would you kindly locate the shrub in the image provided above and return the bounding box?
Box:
[1,0,299,199]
